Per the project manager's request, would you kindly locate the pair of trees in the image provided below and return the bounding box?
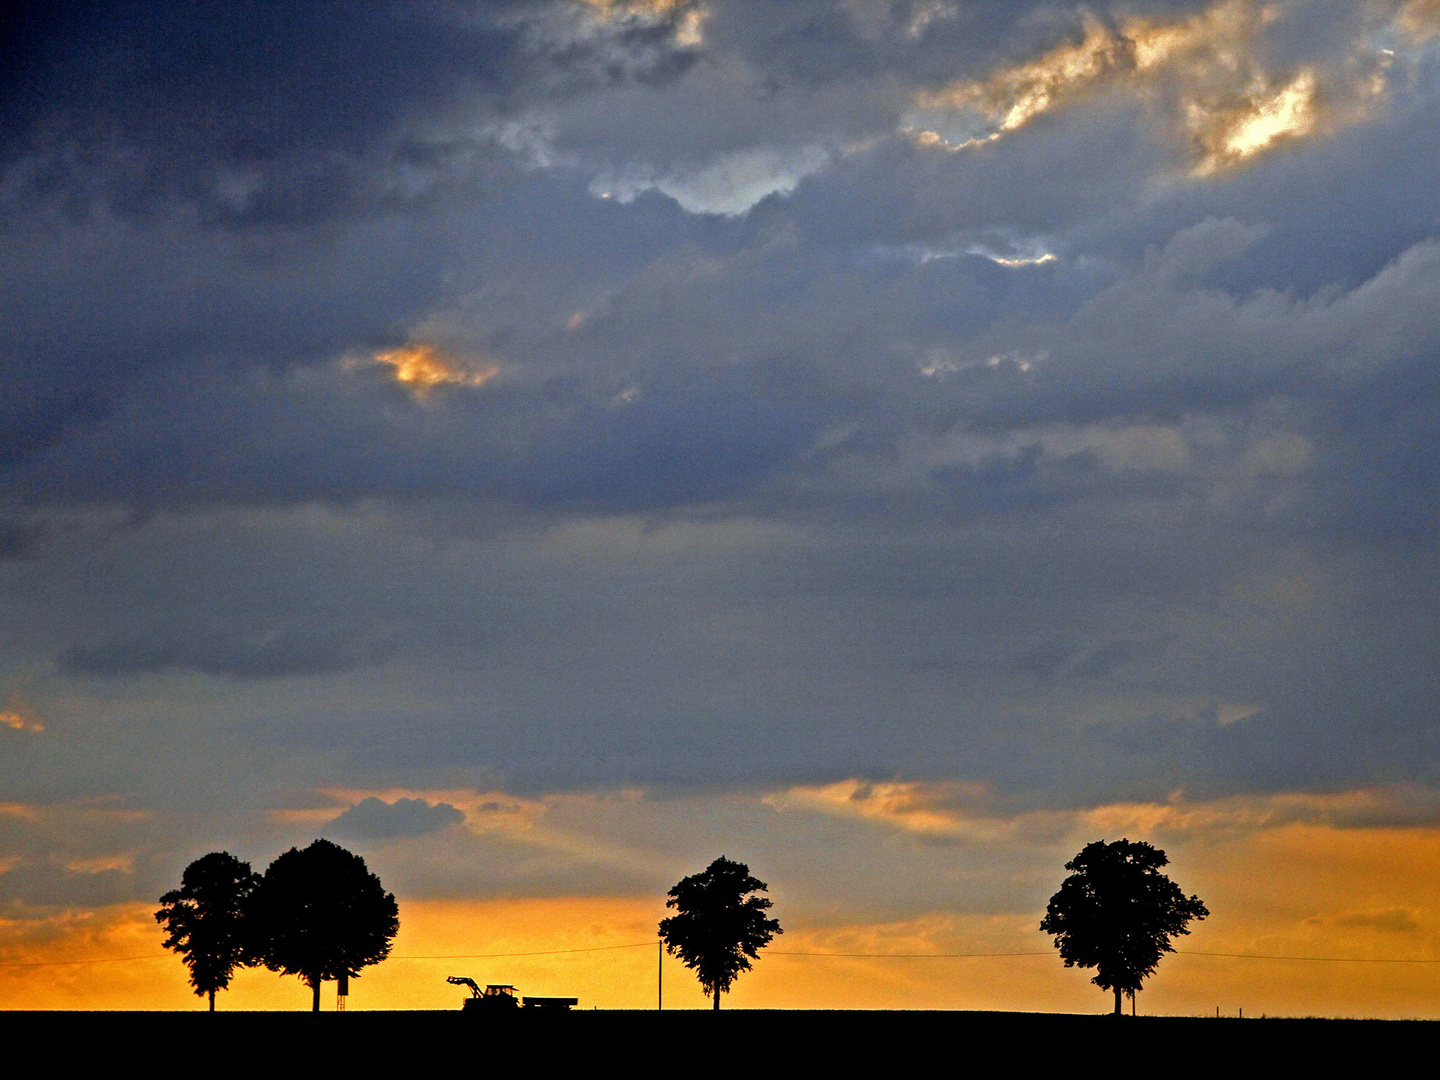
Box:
[156,838,399,1011]
[659,842,1205,1016]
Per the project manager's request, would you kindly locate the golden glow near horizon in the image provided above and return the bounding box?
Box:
[368,345,499,394]
[905,0,1392,175]
[10,784,1440,1016]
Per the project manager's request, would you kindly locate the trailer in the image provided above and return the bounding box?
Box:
[447,975,578,1012]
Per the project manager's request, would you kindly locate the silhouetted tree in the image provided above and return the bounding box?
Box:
[658,856,781,1009]
[155,851,261,1011]
[1040,838,1208,1015]
[249,838,399,1011]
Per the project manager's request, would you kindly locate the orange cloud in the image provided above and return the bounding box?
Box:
[912,13,1131,145]
[60,854,136,875]
[772,779,1440,844]
[1085,786,1440,837]
[906,0,1391,175]
[766,778,1023,839]
[0,699,44,734]
[368,345,499,394]
[767,777,1080,846]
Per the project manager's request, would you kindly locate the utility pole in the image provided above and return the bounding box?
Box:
[658,939,663,1011]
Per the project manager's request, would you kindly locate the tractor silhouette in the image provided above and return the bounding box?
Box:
[447,976,577,1012]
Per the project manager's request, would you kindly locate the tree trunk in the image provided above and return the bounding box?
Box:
[312,977,321,1013]
[1113,986,1123,1015]
[208,988,215,1012]
[713,986,720,1010]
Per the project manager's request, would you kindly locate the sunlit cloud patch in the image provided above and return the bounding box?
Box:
[904,0,1398,174]
[0,709,43,735]
[364,344,500,394]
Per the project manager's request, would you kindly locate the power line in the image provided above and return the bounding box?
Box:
[0,955,172,969]
[771,950,1051,958]
[777,947,1440,964]
[1177,949,1440,964]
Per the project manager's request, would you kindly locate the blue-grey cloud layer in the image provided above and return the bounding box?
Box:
[3,0,1440,911]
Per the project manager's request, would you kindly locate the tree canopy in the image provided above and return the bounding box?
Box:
[155,851,261,1011]
[1040,838,1208,1014]
[248,838,399,1011]
[658,856,781,1009]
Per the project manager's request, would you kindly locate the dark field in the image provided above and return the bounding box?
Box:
[6,1009,1435,1063]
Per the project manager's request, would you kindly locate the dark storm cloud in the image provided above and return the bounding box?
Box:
[4,2,506,225]
[4,1,1432,527]
[2,0,1440,864]
[0,0,708,227]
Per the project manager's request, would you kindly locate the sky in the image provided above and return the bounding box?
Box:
[4,0,1440,1015]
